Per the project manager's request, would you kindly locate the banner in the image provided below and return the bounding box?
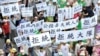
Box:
[43,18,78,31]
[21,7,33,17]
[0,3,20,16]
[81,15,97,28]
[29,32,51,47]
[36,2,47,11]
[56,27,95,43]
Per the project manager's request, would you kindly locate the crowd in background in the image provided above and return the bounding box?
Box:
[0,0,100,56]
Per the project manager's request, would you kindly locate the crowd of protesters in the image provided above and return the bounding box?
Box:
[0,0,100,56]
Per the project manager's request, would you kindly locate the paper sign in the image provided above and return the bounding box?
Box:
[45,5,56,16]
[81,15,97,28]
[0,3,20,16]
[56,27,95,43]
[14,36,22,47]
[31,20,44,29]
[29,32,51,47]
[0,0,18,4]
[36,2,47,11]
[74,5,82,14]
[14,34,32,47]
[21,7,33,17]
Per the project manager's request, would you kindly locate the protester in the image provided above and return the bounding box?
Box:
[78,45,89,56]
[9,15,17,43]
[0,0,100,56]
[2,17,10,42]
[8,48,17,56]
[92,42,100,56]
[3,39,13,56]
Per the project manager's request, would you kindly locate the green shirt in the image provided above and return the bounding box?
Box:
[77,21,82,30]
[46,16,54,22]
[77,0,86,6]
[57,0,67,8]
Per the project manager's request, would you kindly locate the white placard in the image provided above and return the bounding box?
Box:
[58,7,74,21]
[45,5,56,16]
[21,7,33,17]
[0,3,20,16]
[67,7,74,19]
[56,27,95,43]
[0,0,18,4]
[29,32,51,47]
[31,20,44,29]
[14,34,32,47]
[14,36,22,47]
[74,5,82,14]
[43,18,78,31]
[58,8,66,21]
[81,15,98,28]
[36,2,47,11]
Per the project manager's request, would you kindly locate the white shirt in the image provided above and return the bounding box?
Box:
[75,43,81,56]
[38,50,46,56]
[60,44,69,56]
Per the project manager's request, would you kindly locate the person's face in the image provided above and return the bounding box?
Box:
[34,17,38,21]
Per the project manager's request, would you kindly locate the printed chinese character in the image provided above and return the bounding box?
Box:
[84,20,90,25]
[23,29,28,34]
[21,36,26,41]
[16,38,21,43]
[67,33,74,39]
[30,28,34,33]
[55,23,59,27]
[3,7,10,13]
[77,32,83,38]
[49,24,53,28]
[42,35,49,41]
[91,18,96,23]
[26,23,30,27]
[32,37,39,43]
[86,30,92,36]
[50,29,55,34]
[65,21,70,26]
[57,34,64,40]
[12,6,18,11]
